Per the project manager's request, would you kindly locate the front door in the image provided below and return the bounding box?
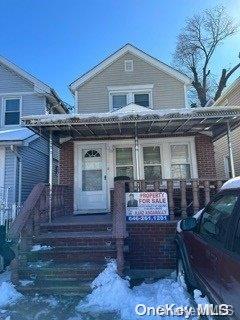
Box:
[77,145,107,213]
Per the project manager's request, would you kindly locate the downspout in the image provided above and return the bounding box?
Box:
[48,129,53,223]
[134,122,140,180]
[227,121,235,178]
[10,145,22,207]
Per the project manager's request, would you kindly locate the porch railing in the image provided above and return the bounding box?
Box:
[9,183,73,242]
[112,178,225,273]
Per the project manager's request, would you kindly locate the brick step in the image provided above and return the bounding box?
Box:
[17,282,92,296]
[40,223,112,233]
[18,261,106,281]
[25,247,117,263]
[34,231,115,247]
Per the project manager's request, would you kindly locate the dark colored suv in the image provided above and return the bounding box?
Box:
[175,185,240,319]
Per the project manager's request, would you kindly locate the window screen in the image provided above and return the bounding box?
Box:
[5,99,20,125]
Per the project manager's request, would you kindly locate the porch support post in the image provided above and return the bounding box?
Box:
[227,121,235,178]
[48,130,53,223]
[134,122,140,180]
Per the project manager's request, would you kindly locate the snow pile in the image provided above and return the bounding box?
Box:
[77,261,194,320]
[31,245,52,252]
[0,282,22,307]
[221,176,240,191]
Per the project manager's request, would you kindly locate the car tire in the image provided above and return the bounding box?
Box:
[177,255,193,292]
[0,255,4,273]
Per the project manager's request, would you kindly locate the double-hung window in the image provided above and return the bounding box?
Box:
[109,85,153,110]
[115,147,134,179]
[143,146,162,180]
[170,144,191,179]
[4,98,21,125]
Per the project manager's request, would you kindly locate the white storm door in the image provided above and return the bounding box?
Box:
[78,145,107,212]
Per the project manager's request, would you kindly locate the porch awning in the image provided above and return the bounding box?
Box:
[22,103,240,142]
[0,128,37,146]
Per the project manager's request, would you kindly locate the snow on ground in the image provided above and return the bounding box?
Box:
[221,176,240,190]
[0,270,22,308]
[31,244,52,252]
[77,260,208,320]
[0,261,212,319]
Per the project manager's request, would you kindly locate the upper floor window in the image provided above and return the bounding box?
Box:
[108,85,153,110]
[4,98,21,125]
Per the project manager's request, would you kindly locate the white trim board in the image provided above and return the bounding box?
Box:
[0,147,5,189]
[69,44,191,92]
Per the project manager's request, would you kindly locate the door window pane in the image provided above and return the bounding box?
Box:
[143,146,161,180]
[5,99,20,125]
[134,94,149,107]
[199,194,238,246]
[82,149,102,191]
[115,147,133,179]
[112,95,127,110]
[170,145,190,179]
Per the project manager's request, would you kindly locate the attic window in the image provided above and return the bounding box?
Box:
[124,60,133,72]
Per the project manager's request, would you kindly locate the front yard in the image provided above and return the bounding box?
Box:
[0,261,211,320]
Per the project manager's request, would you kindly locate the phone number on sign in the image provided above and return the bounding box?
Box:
[126,215,169,222]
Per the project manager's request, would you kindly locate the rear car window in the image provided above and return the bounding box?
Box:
[199,193,238,247]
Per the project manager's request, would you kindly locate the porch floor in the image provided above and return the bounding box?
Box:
[42,213,112,226]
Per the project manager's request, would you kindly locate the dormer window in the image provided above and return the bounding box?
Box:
[108,84,153,110]
[124,60,133,72]
[4,98,21,125]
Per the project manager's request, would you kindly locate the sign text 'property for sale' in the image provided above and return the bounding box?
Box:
[125,192,169,222]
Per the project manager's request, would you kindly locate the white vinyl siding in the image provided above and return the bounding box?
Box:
[76,52,186,113]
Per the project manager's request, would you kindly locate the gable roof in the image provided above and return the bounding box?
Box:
[0,55,69,113]
[213,76,240,106]
[69,43,191,92]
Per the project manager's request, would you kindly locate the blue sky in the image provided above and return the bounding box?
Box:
[0,0,239,105]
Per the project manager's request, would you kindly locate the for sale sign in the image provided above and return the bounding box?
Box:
[126,192,169,222]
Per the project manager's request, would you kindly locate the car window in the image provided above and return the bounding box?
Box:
[233,219,240,255]
[199,193,238,247]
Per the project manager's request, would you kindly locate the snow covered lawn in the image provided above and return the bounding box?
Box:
[0,261,211,319]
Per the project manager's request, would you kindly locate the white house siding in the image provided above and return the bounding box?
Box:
[0,64,33,93]
[4,147,17,205]
[76,52,186,113]
[19,137,49,202]
[214,126,240,179]
[214,81,240,179]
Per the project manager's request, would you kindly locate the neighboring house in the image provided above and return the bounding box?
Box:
[0,55,68,210]
[213,76,240,179]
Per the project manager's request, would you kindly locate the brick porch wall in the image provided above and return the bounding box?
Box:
[195,134,216,179]
[59,141,74,212]
[126,222,177,270]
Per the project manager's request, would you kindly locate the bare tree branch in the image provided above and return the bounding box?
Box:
[173,5,239,107]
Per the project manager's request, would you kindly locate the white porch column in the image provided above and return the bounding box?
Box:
[48,130,53,223]
[227,121,235,178]
[134,123,140,180]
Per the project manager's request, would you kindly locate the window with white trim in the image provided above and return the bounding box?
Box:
[170,144,191,179]
[124,60,133,72]
[115,147,134,179]
[143,146,162,180]
[109,85,153,110]
[4,98,20,125]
